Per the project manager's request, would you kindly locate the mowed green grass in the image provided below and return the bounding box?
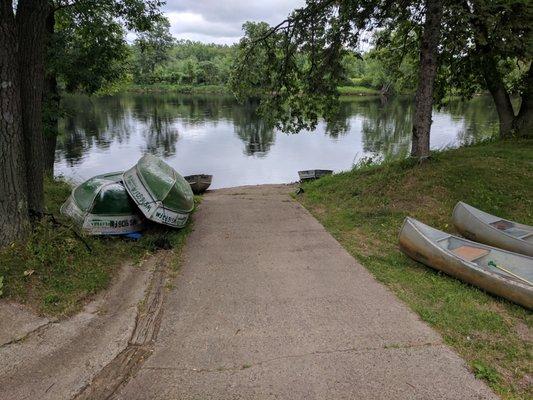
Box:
[337,85,381,95]
[297,140,532,399]
[0,178,193,317]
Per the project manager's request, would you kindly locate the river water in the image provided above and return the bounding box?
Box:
[55,93,498,188]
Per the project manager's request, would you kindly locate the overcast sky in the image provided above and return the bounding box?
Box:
[162,0,305,45]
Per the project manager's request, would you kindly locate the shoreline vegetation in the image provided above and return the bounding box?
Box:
[122,83,382,96]
[0,178,193,317]
[296,139,532,399]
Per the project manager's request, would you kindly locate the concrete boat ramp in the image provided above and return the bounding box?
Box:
[0,185,496,399]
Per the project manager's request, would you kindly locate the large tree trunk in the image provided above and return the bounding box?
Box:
[0,1,30,246]
[16,0,49,216]
[480,53,516,138]
[44,9,59,176]
[513,64,532,138]
[43,74,59,175]
[411,0,443,159]
[467,1,520,139]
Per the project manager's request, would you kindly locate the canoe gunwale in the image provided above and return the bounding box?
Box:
[455,201,529,240]
[399,217,533,309]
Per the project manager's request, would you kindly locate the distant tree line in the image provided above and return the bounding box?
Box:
[130,20,234,86]
[125,19,422,92]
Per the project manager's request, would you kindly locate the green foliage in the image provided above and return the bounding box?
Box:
[298,139,533,399]
[51,11,130,93]
[231,19,347,133]
[230,0,531,136]
[472,360,501,384]
[49,0,165,94]
[133,18,175,81]
[130,39,235,87]
[0,275,3,297]
[230,2,418,132]
[435,0,532,103]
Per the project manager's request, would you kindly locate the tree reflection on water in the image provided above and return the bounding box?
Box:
[57,92,498,168]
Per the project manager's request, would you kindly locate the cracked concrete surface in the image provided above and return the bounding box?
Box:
[115,185,497,400]
[0,302,51,347]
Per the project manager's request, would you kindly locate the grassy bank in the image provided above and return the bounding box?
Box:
[338,85,381,95]
[125,83,229,94]
[125,83,381,96]
[0,178,193,317]
[297,140,532,399]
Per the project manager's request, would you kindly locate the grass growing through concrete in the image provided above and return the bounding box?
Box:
[297,139,532,399]
[0,178,193,317]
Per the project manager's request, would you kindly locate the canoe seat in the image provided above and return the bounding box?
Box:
[490,220,514,230]
[451,246,490,262]
[521,233,533,243]
[502,227,531,238]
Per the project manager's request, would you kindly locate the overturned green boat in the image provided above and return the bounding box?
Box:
[60,172,145,235]
[123,154,194,228]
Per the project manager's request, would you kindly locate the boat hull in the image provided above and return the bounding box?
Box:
[60,171,145,235]
[185,174,212,194]
[453,202,533,257]
[123,166,191,228]
[399,217,533,309]
[298,169,333,181]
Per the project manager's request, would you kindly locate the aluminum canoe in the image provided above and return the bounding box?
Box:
[399,217,533,309]
[453,202,533,257]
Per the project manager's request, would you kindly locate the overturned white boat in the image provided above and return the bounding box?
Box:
[60,172,145,235]
[123,155,194,228]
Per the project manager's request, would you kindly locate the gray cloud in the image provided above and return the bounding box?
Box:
[163,0,304,44]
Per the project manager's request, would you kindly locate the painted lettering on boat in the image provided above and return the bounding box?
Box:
[90,218,139,228]
[155,211,177,224]
[126,176,153,211]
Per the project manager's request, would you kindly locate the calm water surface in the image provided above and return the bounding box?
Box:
[55,94,499,188]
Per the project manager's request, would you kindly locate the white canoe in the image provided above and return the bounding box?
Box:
[399,217,533,309]
[453,202,533,257]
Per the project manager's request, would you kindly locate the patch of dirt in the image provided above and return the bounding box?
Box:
[513,321,532,342]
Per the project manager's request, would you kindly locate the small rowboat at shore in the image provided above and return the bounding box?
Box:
[60,172,145,235]
[123,155,194,228]
[184,174,212,194]
[453,202,533,257]
[298,169,333,181]
[399,217,533,309]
